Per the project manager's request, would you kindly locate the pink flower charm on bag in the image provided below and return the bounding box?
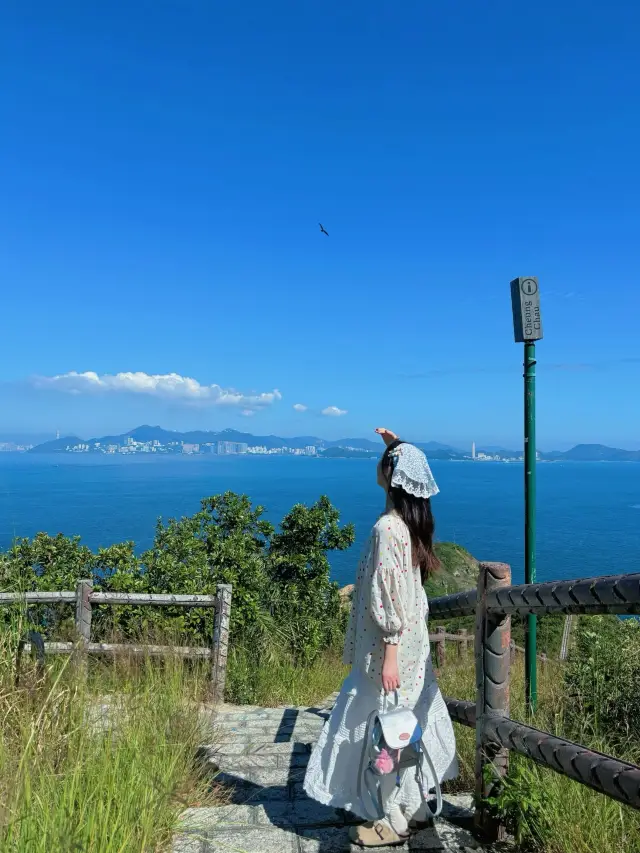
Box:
[374,748,395,774]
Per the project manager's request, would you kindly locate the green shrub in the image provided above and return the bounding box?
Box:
[563,614,640,741]
[0,492,354,700]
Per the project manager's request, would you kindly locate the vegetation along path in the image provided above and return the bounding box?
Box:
[174,696,514,853]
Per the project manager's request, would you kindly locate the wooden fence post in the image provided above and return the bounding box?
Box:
[510,640,516,665]
[74,579,93,677]
[457,628,468,657]
[210,584,232,704]
[559,614,573,661]
[434,625,446,669]
[474,562,511,842]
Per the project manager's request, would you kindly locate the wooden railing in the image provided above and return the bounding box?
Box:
[429,626,549,670]
[429,563,640,840]
[1,582,232,702]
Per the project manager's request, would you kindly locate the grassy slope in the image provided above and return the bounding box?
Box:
[0,619,215,853]
[429,542,479,596]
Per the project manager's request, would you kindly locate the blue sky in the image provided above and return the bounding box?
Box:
[1,0,639,449]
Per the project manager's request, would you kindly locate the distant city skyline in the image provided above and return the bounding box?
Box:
[8,423,639,462]
[2,3,640,450]
[2,424,639,456]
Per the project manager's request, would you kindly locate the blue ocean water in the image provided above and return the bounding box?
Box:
[0,454,639,587]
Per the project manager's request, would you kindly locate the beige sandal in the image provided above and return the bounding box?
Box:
[349,821,410,848]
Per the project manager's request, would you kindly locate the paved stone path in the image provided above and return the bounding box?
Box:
[173,699,513,853]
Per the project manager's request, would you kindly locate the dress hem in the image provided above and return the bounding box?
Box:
[303,762,459,814]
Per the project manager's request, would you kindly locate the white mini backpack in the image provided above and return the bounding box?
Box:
[357,693,443,822]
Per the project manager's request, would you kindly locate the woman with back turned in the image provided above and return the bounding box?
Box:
[304,428,458,847]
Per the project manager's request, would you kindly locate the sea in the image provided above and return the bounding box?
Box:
[0,454,639,588]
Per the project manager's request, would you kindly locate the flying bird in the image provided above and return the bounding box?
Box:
[319,223,329,236]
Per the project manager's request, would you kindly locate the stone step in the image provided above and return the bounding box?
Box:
[198,741,311,771]
[178,701,513,853]
[173,796,506,853]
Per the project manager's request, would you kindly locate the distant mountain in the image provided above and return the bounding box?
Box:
[126,425,182,443]
[320,447,378,459]
[29,435,85,453]
[26,427,640,461]
[29,425,327,452]
[28,424,388,454]
[325,437,381,451]
[551,444,640,462]
[418,447,464,460]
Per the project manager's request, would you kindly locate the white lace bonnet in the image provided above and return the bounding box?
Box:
[388,443,439,500]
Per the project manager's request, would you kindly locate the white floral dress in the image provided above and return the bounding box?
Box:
[304,512,458,819]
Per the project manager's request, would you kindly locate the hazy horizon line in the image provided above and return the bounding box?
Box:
[2,425,639,454]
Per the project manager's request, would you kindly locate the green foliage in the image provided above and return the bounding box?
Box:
[0,628,212,852]
[483,741,640,853]
[563,614,640,741]
[484,759,551,848]
[141,492,275,640]
[430,542,479,595]
[1,531,94,590]
[268,495,354,661]
[226,643,349,707]
[509,613,568,658]
[443,643,640,853]
[0,491,355,694]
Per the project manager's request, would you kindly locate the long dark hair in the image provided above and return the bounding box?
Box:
[381,439,440,584]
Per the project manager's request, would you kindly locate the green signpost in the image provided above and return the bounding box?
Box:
[510,277,543,711]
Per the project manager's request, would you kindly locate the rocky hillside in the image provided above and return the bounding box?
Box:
[428,542,479,597]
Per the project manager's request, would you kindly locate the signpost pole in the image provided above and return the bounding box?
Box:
[524,340,537,711]
[510,276,542,713]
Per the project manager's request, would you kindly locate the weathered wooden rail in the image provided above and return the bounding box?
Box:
[430,564,640,840]
[1,582,232,702]
[428,626,549,670]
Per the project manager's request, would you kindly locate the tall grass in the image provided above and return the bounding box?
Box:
[227,642,348,707]
[0,614,215,853]
[437,647,640,852]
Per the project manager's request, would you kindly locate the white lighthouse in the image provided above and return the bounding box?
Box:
[472,442,476,460]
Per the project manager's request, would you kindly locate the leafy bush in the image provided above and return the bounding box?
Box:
[0,491,355,681]
[485,758,552,848]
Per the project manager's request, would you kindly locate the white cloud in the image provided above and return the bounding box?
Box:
[31,371,282,412]
[292,403,308,412]
[321,406,348,417]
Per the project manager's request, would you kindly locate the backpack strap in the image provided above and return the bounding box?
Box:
[416,740,443,818]
[357,709,386,821]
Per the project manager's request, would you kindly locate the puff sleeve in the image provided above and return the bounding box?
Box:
[370,522,408,644]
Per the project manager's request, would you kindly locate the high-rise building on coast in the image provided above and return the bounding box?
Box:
[217,441,249,455]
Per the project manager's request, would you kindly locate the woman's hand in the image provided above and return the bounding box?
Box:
[375,428,399,447]
[382,643,401,693]
[382,659,401,694]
